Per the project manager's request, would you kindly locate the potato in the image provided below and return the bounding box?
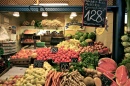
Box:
[94,77,102,86]
[83,77,95,86]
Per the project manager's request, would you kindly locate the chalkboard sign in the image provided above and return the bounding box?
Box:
[100,74,112,86]
[33,36,40,40]
[60,62,69,71]
[33,60,44,68]
[71,58,78,63]
[88,42,94,46]
[83,0,107,27]
[51,47,58,53]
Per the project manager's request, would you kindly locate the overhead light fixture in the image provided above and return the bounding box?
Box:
[34,3,68,6]
[70,12,77,17]
[42,12,48,17]
[70,16,73,19]
[13,12,20,17]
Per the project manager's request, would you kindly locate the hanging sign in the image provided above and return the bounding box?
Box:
[96,27,105,35]
[83,0,107,27]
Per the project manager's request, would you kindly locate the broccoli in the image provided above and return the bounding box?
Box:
[125,53,130,58]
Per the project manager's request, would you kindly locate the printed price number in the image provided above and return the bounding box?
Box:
[71,58,78,63]
[51,47,58,53]
[84,10,104,23]
[34,60,44,68]
[60,62,69,71]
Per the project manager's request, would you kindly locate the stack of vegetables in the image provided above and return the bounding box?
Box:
[15,61,54,86]
[120,34,130,75]
[57,39,80,51]
[65,31,96,47]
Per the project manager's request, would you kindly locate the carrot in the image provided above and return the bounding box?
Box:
[56,72,64,86]
[45,71,55,86]
[52,71,57,86]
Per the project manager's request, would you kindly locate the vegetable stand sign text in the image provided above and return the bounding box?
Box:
[83,0,107,27]
[51,47,58,53]
[33,60,44,68]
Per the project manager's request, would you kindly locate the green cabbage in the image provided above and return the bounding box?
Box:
[125,53,130,58]
[122,42,130,47]
[121,35,130,42]
[124,47,130,53]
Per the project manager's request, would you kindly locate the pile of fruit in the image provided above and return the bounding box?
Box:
[15,61,53,86]
[36,47,80,63]
[24,29,38,34]
[57,39,80,51]
[11,49,35,59]
[79,41,110,54]
[72,32,96,42]
[0,75,23,86]
[23,39,34,43]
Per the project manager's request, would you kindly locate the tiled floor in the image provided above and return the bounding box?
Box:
[0,66,27,80]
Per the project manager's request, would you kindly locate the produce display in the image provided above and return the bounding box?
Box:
[12,62,53,86]
[72,32,96,42]
[79,42,110,54]
[11,49,35,59]
[60,71,86,86]
[24,29,38,34]
[57,39,80,51]
[36,47,80,63]
[45,70,64,86]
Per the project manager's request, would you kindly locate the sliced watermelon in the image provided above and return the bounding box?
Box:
[98,58,117,72]
[124,79,130,86]
[96,67,115,79]
[115,65,129,86]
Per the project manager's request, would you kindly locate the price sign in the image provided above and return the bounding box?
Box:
[51,47,58,53]
[100,74,112,86]
[83,0,107,27]
[33,60,44,68]
[60,62,69,71]
[88,42,94,46]
[71,58,78,63]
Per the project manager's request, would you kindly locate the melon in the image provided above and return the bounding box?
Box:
[115,65,129,86]
[96,67,115,79]
[124,79,130,86]
[98,58,117,72]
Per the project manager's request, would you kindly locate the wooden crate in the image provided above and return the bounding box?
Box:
[10,58,31,67]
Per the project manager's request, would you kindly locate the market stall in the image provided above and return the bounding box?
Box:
[0,0,128,86]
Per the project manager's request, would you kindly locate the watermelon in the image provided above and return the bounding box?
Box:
[115,65,129,86]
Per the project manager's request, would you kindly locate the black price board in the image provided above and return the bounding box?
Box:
[71,58,78,63]
[33,36,40,40]
[88,42,94,46]
[51,47,58,53]
[60,62,69,71]
[33,60,44,68]
[100,74,112,86]
[83,0,107,27]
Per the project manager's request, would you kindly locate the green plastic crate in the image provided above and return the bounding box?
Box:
[36,42,45,47]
